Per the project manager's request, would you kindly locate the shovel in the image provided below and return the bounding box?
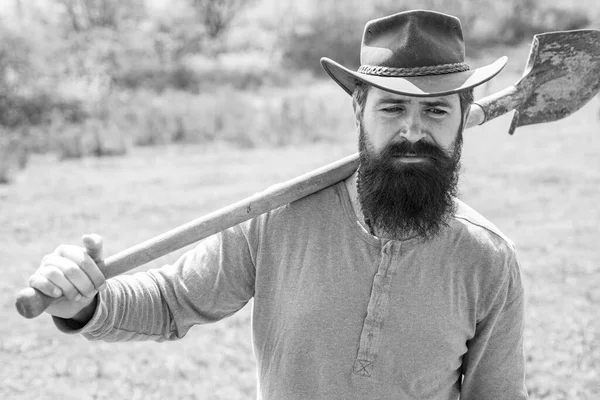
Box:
[467,29,600,133]
[16,29,600,319]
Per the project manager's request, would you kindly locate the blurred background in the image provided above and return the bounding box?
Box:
[1,0,599,399]
[0,0,597,171]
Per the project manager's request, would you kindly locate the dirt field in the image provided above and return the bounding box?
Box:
[1,89,599,397]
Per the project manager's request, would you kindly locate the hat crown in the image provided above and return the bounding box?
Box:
[361,10,465,69]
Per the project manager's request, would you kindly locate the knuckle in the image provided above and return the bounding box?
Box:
[54,244,68,255]
[40,254,53,266]
[54,244,82,259]
[28,274,38,287]
[45,266,63,281]
[60,246,87,265]
[61,263,82,279]
[40,281,61,298]
[29,274,61,298]
[82,254,98,269]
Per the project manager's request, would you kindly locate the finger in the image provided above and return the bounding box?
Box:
[45,253,96,299]
[29,273,63,298]
[40,263,83,301]
[81,234,106,290]
[82,234,103,264]
[80,252,106,291]
[53,245,105,293]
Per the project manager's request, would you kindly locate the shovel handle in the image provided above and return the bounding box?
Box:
[15,287,55,319]
[15,153,361,319]
[467,85,528,129]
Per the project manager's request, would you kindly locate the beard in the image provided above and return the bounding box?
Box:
[357,122,463,240]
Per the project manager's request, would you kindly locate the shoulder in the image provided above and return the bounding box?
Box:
[448,199,524,317]
[450,198,516,255]
[262,182,344,224]
[445,198,520,289]
[238,182,345,237]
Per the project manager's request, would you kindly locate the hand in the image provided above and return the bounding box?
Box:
[28,234,106,320]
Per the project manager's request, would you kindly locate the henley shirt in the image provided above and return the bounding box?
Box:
[55,182,528,399]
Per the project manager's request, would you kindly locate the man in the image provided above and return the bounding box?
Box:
[27,10,528,400]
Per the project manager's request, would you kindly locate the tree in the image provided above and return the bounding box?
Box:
[190,0,254,38]
[55,0,146,32]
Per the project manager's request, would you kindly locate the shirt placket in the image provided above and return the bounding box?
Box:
[353,240,400,378]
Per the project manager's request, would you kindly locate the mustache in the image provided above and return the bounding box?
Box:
[380,140,448,160]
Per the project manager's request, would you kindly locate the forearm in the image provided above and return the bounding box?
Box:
[86,273,180,341]
[52,273,177,340]
[52,228,256,341]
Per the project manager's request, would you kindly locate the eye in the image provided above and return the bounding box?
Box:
[382,106,404,113]
[427,108,448,116]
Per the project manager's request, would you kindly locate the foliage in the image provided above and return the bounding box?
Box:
[277,0,372,73]
[0,0,594,184]
[0,129,28,184]
[101,83,351,150]
[191,0,256,38]
[54,0,145,31]
[278,0,592,75]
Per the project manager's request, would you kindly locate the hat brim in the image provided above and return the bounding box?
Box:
[320,56,507,97]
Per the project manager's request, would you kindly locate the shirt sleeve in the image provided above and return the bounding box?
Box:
[460,250,529,400]
[53,223,256,342]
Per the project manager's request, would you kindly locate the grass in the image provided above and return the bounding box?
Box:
[1,64,599,398]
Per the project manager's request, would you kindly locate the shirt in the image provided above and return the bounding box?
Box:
[55,182,529,399]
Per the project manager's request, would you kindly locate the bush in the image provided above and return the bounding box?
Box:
[0,92,87,129]
[97,83,354,150]
[54,120,128,160]
[113,51,296,93]
[491,1,591,46]
[278,2,370,76]
[278,0,592,73]
[0,130,29,184]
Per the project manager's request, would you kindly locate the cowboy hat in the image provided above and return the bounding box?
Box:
[320,10,507,97]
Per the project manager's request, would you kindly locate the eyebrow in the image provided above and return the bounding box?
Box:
[375,97,455,108]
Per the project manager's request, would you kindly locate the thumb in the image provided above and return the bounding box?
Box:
[82,233,104,265]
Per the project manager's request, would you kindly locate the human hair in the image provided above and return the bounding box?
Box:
[352,81,474,120]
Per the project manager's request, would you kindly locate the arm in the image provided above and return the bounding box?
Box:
[460,253,529,400]
[52,224,256,341]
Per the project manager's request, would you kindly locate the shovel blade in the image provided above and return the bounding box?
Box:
[510,29,600,134]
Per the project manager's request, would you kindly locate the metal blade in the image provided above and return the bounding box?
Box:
[509,29,600,134]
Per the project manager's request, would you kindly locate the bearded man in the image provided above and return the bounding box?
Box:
[27,10,528,400]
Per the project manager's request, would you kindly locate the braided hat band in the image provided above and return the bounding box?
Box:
[358,62,470,77]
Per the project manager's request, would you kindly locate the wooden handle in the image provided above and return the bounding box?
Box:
[15,287,55,319]
[15,153,361,318]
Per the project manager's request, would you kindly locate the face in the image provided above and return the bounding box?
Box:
[354,86,466,239]
[357,86,464,161]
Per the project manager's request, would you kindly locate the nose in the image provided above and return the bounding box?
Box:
[399,111,426,143]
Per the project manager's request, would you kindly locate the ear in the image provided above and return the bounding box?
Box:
[462,104,471,130]
[352,101,362,133]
